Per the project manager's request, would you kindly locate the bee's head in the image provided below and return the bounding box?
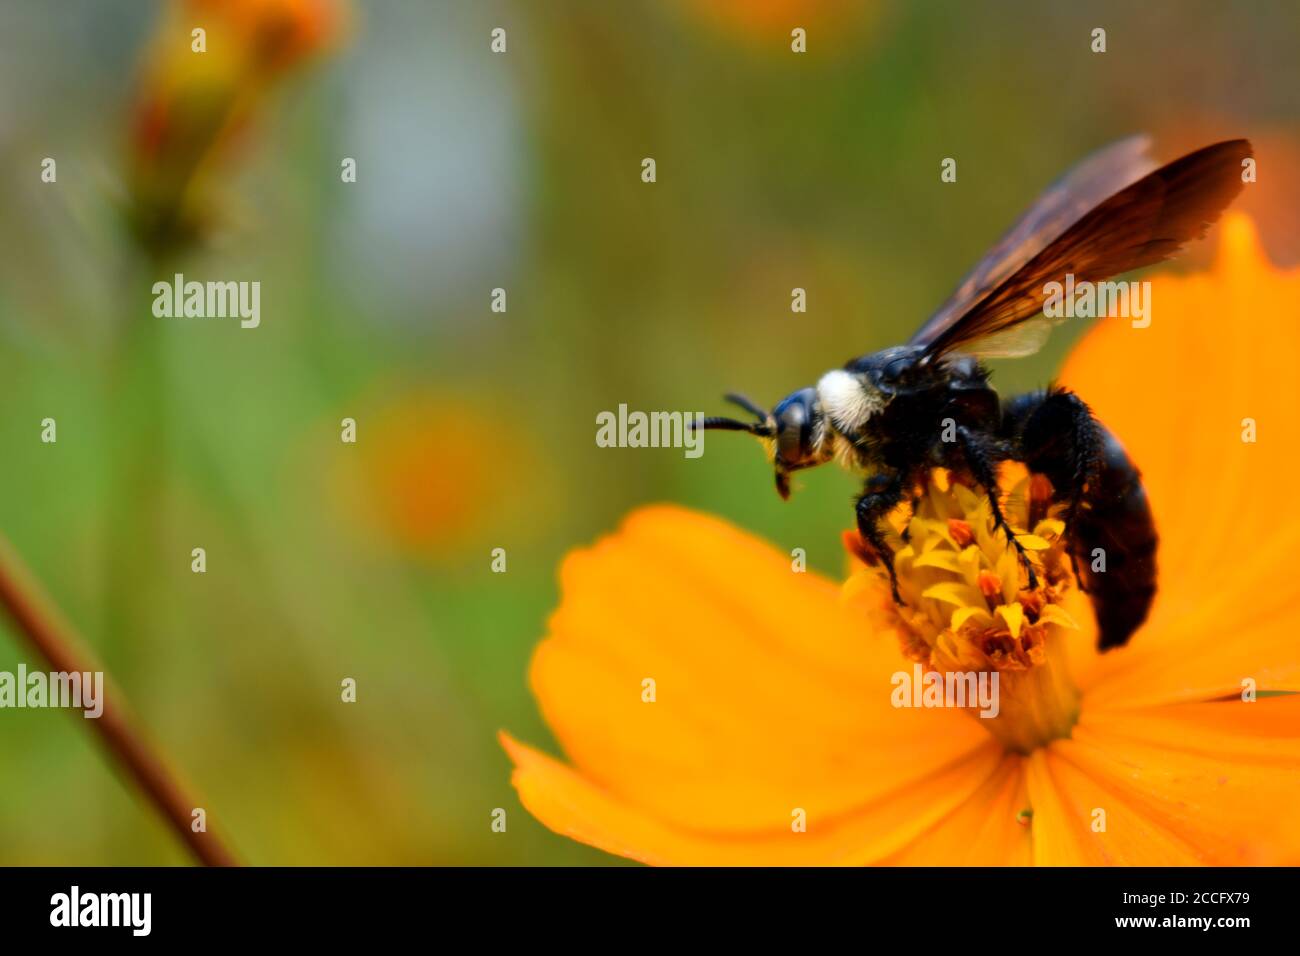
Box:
[699,388,827,500]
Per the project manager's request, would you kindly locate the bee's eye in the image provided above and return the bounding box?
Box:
[773,389,818,463]
[777,416,805,459]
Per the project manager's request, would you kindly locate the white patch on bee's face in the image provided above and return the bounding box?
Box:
[816,369,883,433]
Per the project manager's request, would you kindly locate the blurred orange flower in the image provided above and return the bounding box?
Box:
[126,0,346,250]
[504,213,1300,865]
[678,0,878,50]
[328,388,539,561]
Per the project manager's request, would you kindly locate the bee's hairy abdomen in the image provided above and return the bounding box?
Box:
[1003,388,1157,650]
[1072,428,1158,650]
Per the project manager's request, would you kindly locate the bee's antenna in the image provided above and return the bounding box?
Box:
[723,392,768,421]
[696,416,774,437]
[693,391,774,436]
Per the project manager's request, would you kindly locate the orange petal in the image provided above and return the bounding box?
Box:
[1060,214,1300,705]
[504,732,1007,866]
[1027,695,1300,865]
[881,753,1032,866]
[506,504,992,860]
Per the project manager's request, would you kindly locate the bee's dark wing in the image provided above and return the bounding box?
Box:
[908,136,1157,350]
[910,138,1252,360]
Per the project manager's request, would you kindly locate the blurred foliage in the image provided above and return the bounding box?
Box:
[0,0,1296,864]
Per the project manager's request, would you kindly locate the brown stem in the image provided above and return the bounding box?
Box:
[0,533,237,867]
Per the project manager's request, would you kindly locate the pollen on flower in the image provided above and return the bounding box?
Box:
[976,569,1002,599]
[844,467,1083,753]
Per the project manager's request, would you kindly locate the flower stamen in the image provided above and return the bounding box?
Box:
[847,467,1082,753]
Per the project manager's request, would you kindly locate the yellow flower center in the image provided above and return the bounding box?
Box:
[846,468,1082,753]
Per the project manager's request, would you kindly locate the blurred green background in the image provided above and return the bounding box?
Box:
[0,0,1296,864]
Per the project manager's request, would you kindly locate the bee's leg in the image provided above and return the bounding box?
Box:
[955,425,1039,590]
[856,471,906,605]
[900,489,923,543]
[1001,388,1101,587]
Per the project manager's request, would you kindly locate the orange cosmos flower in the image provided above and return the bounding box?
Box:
[503,212,1300,865]
[323,386,554,561]
[347,389,505,558]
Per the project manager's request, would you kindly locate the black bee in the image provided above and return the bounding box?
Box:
[701,137,1252,650]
